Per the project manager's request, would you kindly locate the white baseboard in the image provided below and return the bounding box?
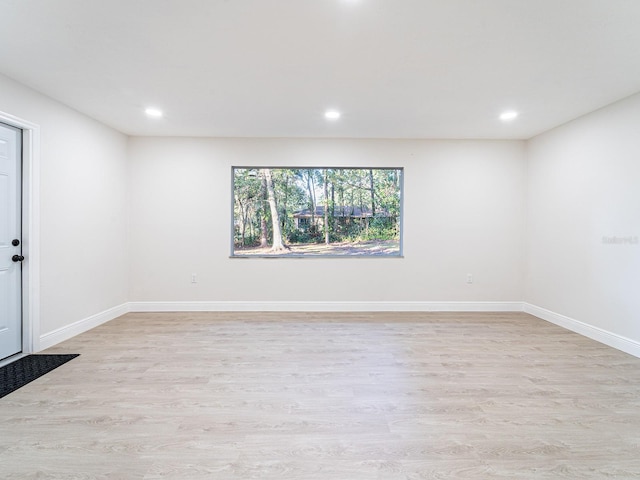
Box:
[36,300,640,359]
[37,301,521,350]
[39,303,130,350]
[128,301,523,313]
[523,303,640,358]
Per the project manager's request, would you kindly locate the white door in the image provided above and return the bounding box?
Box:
[0,122,22,361]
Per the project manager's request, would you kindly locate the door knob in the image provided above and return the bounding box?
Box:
[12,255,24,262]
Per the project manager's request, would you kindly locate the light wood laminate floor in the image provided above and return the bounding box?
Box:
[1,312,640,479]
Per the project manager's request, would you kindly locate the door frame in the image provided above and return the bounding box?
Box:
[0,110,40,355]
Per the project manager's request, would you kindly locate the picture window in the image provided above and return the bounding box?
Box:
[232,167,403,257]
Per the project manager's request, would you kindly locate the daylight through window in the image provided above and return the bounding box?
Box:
[232,167,403,257]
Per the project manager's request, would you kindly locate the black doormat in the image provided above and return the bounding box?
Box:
[0,354,79,399]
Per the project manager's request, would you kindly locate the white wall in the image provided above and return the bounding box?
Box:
[526,92,640,347]
[128,137,526,306]
[0,73,129,337]
[4,65,638,354]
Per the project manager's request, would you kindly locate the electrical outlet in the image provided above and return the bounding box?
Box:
[466,274,473,284]
[191,274,197,284]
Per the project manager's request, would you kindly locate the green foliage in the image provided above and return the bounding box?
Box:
[337,217,399,243]
[287,229,319,244]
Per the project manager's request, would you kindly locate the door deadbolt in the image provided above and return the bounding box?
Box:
[12,239,20,246]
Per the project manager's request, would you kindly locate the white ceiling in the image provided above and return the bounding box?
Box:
[1,0,640,139]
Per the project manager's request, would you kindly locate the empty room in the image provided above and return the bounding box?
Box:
[1,1,639,478]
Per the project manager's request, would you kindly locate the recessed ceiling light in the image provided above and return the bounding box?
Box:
[499,110,518,121]
[325,110,341,120]
[145,107,163,118]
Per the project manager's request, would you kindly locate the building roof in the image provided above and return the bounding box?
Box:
[293,206,392,218]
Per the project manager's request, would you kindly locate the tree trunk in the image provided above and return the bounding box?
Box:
[282,174,289,237]
[306,169,316,228]
[331,183,336,232]
[239,199,247,246]
[338,171,345,217]
[323,169,330,245]
[369,169,376,217]
[260,217,268,247]
[263,168,288,251]
[260,174,268,248]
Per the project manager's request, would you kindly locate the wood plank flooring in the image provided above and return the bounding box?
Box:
[1,312,639,479]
